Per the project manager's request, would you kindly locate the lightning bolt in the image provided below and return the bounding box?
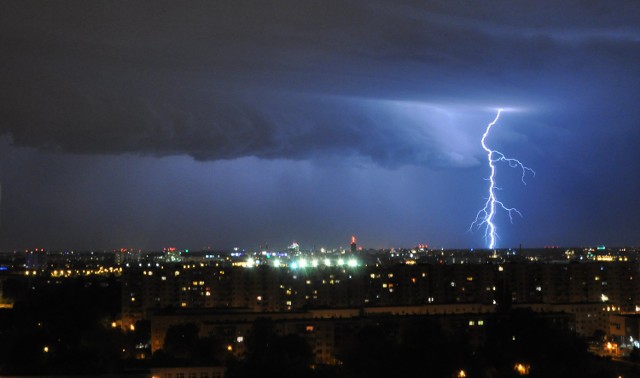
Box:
[470,109,535,250]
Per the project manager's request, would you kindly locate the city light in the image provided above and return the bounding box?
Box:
[280,257,360,269]
[514,363,530,375]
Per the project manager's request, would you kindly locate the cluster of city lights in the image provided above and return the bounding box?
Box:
[288,257,359,269]
[48,266,122,277]
[238,257,360,269]
[24,267,123,278]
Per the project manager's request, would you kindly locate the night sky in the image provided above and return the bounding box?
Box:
[1,1,639,251]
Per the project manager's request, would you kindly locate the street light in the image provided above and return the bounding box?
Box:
[514,363,530,375]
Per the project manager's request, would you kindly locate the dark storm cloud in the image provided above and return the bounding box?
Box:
[0,0,638,167]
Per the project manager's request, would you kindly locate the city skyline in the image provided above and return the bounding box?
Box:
[1,1,639,250]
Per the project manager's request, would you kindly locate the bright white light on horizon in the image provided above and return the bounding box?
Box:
[256,257,360,269]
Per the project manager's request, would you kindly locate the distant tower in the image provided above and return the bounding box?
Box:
[288,241,300,253]
[350,236,357,253]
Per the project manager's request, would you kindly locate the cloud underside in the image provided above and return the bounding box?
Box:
[0,0,638,167]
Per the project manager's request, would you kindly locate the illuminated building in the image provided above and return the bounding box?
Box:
[288,242,300,253]
[609,313,640,352]
[119,259,640,336]
[149,303,576,365]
